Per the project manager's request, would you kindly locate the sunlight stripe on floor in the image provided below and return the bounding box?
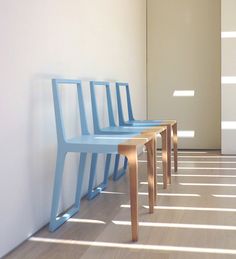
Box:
[29,237,236,255]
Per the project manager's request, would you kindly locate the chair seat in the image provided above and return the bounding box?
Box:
[129,119,176,126]
[66,134,147,153]
[100,126,152,134]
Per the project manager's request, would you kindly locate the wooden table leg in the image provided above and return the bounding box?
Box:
[172,122,178,172]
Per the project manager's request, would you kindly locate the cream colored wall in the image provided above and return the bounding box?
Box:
[0,0,146,257]
[147,0,221,149]
[221,0,236,154]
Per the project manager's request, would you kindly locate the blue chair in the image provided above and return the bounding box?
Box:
[89,81,169,200]
[49,78,156,241]
[115,82,178,177]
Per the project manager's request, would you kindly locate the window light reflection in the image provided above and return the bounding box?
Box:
[161,161,236,164]
[138,192,200,197]
[101,191,126,195]
[157,174,236,178]
[176,167,236,170]
[101,191,200,197]
[142,205,236,212]
[67,219,106,224]
[112,220,236,231]
[156,155,236,158]
[140,182,162,185]
[29,237,236,255]
[121,205,236,212]
[179,183,236,187]
[212,195,236,198]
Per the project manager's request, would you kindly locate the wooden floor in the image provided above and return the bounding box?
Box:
[6,151,236,259]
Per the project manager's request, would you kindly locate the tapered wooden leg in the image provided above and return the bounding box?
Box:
[119,146,139,241]
[145,138,155,213]
[153,135,157,204]
[172,122,178,172]
[160,129,168,189]
[166,124,172,184]
[127,149,138,241]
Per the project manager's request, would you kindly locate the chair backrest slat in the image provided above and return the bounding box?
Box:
[90,81,116,133]
[116,82,135,125]
[52,79,90,143]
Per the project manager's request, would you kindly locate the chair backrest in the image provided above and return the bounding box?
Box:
[52,79,90,143]
[90,81,116,133]
[116,82,135,125]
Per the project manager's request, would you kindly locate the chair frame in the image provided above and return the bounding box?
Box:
[49,78,157,241]
[116,82,178,178]
[88,81,169,197]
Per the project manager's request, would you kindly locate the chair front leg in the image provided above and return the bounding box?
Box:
[119,146,139,242]
[145,138,155,213]
[172,122,178,172]
[160,129,168,189]
[166,124,172,184]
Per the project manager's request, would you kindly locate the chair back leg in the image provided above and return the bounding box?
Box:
[75,153,87,207]
[113,154,128,181]
[49,151,67,231]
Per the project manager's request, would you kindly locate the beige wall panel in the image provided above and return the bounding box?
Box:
[147,0,221,149]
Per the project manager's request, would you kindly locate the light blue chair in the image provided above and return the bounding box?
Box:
[89,81,168,198]
[49,78,156,241]
[115,82,178,175]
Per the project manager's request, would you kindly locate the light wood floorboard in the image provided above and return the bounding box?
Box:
[5,151,236,259]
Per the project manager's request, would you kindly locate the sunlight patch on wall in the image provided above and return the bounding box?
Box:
[173,90,195,97]
[178,131,195,138]
[221,77,236,84]
[221,31,236,38]
[222,121,236,130]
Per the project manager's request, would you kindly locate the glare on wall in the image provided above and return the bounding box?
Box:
[173,90,195,97]
[221,77,236,84]
[221,31,236,38]
[222,121,236,130]
[178,131,195,138]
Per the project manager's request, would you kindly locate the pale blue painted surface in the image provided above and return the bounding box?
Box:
[49,79,138,231]
[116,82,163,126]
[90,81,161,183]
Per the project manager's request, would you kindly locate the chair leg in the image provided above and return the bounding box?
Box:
[49,150,67,231]
[113,154,128,181]
[75,153,87,207]
[87,153,98,200]
[153,136,157,204]
[145,138,155,213]
[160,130,168,189]
[172,122,178,172]
[88,153,112,200]
[119,146,139,241]
[127,150,138,242]
[103,154,112,186]
[167,124,172,184]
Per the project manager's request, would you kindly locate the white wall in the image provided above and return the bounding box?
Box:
[147,0,221,149]
[221,0,236,154]
[0,0,146,256]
